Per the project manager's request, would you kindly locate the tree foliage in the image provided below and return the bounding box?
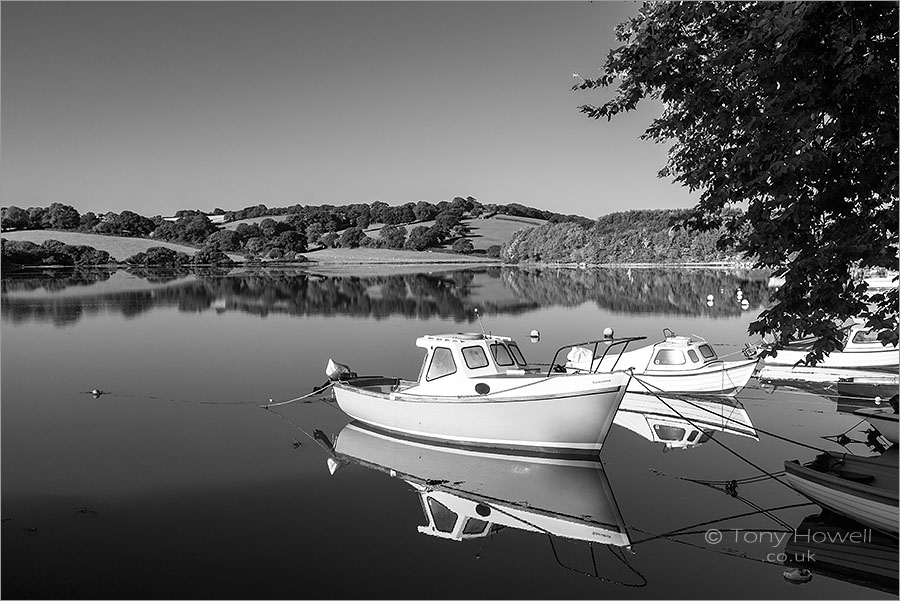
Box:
[575,1,898,361]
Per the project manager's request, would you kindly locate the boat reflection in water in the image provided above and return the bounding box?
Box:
[612,392,758,450]
[326,422,631,550]
[781,511,898,595]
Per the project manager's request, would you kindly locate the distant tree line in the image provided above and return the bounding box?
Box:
[501,209,741,264]
[1,239,235,270]
[1,201,736,266]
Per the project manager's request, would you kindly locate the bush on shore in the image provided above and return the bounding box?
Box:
[2,238,113,268]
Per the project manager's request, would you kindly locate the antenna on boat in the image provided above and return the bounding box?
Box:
[475,308,487,337]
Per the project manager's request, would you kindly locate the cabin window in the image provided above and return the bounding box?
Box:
[462,518,489,536]
[461,346,489,369]
[426,347,457,381]
[698,344,716,359]
[427,497,458,533]
[687,349,700,363]
[851,329,881,344]
[508,343,528,366]
[654,425,686,441]
[687,430,699,442]
[654,349,686,365]
[490,343,514,366]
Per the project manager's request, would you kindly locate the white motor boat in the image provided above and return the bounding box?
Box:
[327,421,631,547]
[566,329,757,395]
[328,332,640,456]
[760,319,899,371]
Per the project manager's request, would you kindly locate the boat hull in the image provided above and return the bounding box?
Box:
[626,359,758,395]
[332,375,628,456]
[784,455,899,537]
[763,347,899,370]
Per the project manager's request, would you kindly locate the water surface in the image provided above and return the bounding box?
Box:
[2,266,894,599]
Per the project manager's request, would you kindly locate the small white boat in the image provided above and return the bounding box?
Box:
[329,332,638,456]
[757,364,900,386]
[760,319,899,371]
[784,446,898,537]
[612,391,758,450]
[853,406,900,444]
[328,422,631,547]
[567,329,757,395]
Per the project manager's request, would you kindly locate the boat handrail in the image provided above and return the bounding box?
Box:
[546,335,647,377]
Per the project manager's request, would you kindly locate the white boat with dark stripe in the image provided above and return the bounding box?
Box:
[761,319,899,371]
[329,332,638,456]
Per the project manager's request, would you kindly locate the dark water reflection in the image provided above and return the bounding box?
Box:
[2,266,771,327]
[2,266,894,599]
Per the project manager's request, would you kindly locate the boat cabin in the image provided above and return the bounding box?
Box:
[842,320,886,353]
[643,335,720,371]
[413,333,537,387]
[576,331,722,374]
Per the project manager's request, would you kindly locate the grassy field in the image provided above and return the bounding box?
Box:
[1,230,243,262]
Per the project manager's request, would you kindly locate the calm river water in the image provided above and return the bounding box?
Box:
[2,266,895,599]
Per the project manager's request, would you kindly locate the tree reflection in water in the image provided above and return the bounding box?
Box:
[1,266,771,327]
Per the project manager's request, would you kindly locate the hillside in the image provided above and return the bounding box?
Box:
[223,213,546,253]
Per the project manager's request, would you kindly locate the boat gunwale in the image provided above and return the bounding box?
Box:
[333,379,626,404]
[784,459,899,505]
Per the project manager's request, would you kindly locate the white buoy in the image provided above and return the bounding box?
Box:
[603,327,614,339]
[706,294,714,302]
[529,329,540,343]
[707,300,714,307]
[741,299,750,310]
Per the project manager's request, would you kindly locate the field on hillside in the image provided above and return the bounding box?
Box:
[0,230,243,262]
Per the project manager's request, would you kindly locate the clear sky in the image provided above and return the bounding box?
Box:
[1,1,699,218]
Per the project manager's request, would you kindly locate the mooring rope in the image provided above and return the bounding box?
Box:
[260,382,334,408]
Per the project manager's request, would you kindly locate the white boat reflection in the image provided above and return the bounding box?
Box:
[327,422,631,548]
[612,392,758,450]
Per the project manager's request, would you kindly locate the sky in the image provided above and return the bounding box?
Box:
[1,1,700,219]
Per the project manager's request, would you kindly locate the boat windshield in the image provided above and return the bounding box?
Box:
[508,342,528,366]
[490,343,515,366]
[851,329,881,345]
[698,344,717,360]
[427,497,458,533]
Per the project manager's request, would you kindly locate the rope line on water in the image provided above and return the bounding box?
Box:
[260,383,334,408]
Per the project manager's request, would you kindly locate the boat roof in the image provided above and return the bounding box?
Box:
[416,333,513,346]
